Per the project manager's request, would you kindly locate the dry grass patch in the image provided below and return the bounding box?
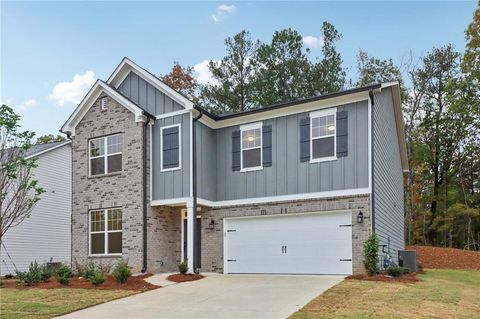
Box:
[0,288,135,319]
[290,269,480,319]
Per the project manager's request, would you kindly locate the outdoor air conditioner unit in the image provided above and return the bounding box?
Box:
[398,250,418,272]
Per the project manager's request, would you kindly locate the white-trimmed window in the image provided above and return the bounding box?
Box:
[161,124,181,172]
[89,134,123,176]
[240,122,262,171]
[89,208,122,256]
[310,109,336,162]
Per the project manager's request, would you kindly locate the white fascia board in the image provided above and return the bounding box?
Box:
[61,81,145,136]
[198,91,370,130]
[107,57,194,110]
[195,188,371,208]
[151,197,191,207]
[25,140,72,159]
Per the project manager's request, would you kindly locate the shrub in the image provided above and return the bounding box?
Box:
[112,260,131,284]
[16,261,44,285]
[4,274,14,279]
[178,260,188,274]
[83,260,96,280]
[387,265,402,277]
[89,271,106,286]
[363,233,380,276]
[56,265,73,285]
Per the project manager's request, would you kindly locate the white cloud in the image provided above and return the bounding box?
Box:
[193,60,219,86]
[48,70,95,106]
[211,4,236,23]
[302,36,323,49]
[19,98,37,111]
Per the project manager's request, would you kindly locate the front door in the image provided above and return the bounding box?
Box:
[183,218,202,268]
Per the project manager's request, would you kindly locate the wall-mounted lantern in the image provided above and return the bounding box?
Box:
[207,219,216,230]
[357,211,364,224]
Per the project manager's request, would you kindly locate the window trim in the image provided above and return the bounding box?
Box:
[240,122,263,172]
[88,133,123,177]
[309,108,337,163]
[88,208,123,257]
[160,123,182,172]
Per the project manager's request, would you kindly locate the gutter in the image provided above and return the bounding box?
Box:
[141,112,155,273]
[192,108,203,272]
[369,89,376,233]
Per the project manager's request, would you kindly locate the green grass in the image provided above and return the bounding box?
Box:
[0,288,135,319]
[290,269,480,319]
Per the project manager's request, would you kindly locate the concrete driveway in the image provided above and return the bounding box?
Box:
[57,274,343,319]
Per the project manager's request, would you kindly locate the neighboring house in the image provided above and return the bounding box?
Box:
[1,141,72,276]
[61,58,407,275]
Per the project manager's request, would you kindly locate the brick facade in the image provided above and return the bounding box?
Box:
[199,195,371,275]
[71,95,181,273]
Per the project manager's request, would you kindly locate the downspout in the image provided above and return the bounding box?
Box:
[192,108,203,273]
[369,89,376,233]
[141,113,154,273]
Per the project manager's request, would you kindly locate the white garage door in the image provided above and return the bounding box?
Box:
[224,211,352,275]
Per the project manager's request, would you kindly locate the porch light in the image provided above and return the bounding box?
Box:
[357,211,364,224]
[207,219,216,230]
[247,135,255,142]
[327,125,335,131]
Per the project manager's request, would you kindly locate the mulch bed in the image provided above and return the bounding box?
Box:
[167,273,204,283]
[406,245,480,270]
[346,273,419,284]
[1,273,160,291]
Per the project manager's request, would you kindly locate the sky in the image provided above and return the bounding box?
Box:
[1,1,477,138]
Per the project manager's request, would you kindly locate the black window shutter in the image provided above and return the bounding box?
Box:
[262,125,272,167]
[232,130,241,171]
[299,117,310,162]
[162,126,180,169]
[336,111,348,157]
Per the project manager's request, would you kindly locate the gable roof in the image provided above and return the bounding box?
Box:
[107,57,194,110]
[60,80,149,136]
[25,140,71,159]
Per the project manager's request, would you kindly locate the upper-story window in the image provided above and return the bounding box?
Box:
[161,124,181,172]
[241,122,262,171]
[89,134,123,176]
[310,109,336,162]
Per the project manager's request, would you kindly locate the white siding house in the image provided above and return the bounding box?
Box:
[1,141,72,276]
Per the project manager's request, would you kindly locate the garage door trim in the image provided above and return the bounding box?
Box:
[223,209,353,274]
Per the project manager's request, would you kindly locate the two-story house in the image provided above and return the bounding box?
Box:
[61,58,407,275]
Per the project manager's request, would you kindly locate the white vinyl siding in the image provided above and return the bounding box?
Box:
[0,144,71,276]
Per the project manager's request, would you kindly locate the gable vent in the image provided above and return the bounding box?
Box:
[101,97,108,110]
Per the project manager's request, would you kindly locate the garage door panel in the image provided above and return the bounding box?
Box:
[225,212,353,275]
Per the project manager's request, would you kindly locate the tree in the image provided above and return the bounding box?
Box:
[253,28,311,106]
[36,134,66,145]
[309,22,346,95]
[0,105,44,239]
[198,30,257,114]
[355,49,408,101]
[161,62,197,99]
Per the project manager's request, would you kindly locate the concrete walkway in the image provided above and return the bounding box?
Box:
[57,274,343,319]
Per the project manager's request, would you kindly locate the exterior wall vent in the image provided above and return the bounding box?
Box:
[101,97,108,110]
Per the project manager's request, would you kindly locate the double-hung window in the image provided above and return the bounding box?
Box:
[161,124,181,171]
[310,109,336,162]
[90,209,122,256]
[89,134,123,176]
[240,122,262,171]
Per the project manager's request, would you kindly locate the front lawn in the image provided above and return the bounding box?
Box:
[290,269,480,319]
[0,288,135,319]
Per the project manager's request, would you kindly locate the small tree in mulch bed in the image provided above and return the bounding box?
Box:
[364,233,380,275]
[178,260,188,275]
[56,265,73,285]
[90,271,106,286]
